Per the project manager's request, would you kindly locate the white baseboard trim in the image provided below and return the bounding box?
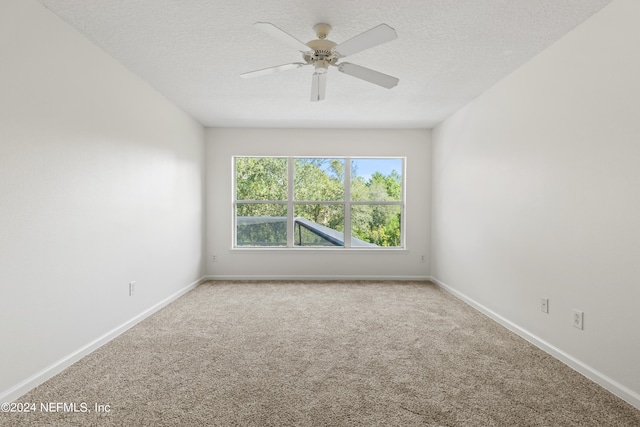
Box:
[203,275,431,281]
[1,276,206,404]
[429,276,640,410]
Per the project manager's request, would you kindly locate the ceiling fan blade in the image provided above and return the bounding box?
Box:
[254,22,311,52]
[337,62,399,89]
[240,62,307,78]
[311,72,327,102]
[334,24,397,57]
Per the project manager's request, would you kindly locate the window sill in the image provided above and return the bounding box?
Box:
[230,247,408,254]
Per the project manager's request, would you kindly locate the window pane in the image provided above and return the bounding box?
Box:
[294,204,344,246]
[236,204,287,247]
[351,158,402,202]
[294,158,344,201]
[235,157,287,201]
[351,205,402,247]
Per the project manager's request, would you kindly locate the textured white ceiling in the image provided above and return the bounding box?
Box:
[36,0,613,128]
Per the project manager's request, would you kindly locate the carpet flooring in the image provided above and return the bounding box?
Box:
[2,280,639,426]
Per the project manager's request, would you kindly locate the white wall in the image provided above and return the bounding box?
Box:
[0,0,205,400]
[431,0,640,407]
[206,128,431,280]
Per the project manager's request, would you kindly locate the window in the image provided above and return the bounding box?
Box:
[234,157,404,249]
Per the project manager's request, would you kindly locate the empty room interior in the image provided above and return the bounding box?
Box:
[1,0,639,425]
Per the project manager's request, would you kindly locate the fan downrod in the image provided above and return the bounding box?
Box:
[313,23,332,39]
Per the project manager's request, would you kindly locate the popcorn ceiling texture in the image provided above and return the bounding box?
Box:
[36,0,613,128]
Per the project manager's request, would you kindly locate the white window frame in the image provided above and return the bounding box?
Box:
[232,156,406,250]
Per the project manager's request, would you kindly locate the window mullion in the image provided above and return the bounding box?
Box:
[293,200,345,205]
[286,157,294,247]
[402,157,406,249]
[237,200,287,204]
[344,156,351,248]
[233,155,405,249]
[349,201,403,205]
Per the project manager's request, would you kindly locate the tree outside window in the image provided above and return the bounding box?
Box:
[234,157,404,248]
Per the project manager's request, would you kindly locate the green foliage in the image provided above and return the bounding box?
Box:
[236,157,287,201]
[351,205,401,247]
[235,157,402,247]
[350,167,402,246]
[294,159,344,230]
[369,170,402,200]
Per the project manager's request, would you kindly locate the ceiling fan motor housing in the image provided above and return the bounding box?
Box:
[242,21,399,100]
[304,38,338,71]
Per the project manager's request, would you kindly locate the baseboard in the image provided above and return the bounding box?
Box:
[1,276,206,404]
[203,275,430,281]
[429,276,640,410]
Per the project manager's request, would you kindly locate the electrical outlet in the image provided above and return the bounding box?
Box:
[541,298,549,313]
[420,255,425,263]
[573,309,584,330]
[212,255,217,262]
[129,281,136,297]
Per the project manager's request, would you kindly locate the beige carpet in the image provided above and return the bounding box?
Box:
[2,281,639,426]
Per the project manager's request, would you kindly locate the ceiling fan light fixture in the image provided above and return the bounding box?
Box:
[314,62,329,73]
[242,22,399,101]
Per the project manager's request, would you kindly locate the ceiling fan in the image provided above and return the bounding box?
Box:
[241,22,399,102]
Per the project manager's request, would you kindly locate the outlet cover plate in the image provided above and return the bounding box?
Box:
[541,298,549,313]
[573,309,584,330]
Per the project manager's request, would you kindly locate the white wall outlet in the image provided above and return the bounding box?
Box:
[573,309,584,330]
[129,281,136,296]
[541,298,549,313]
[420,255,425,263]
[212,255,217,262]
